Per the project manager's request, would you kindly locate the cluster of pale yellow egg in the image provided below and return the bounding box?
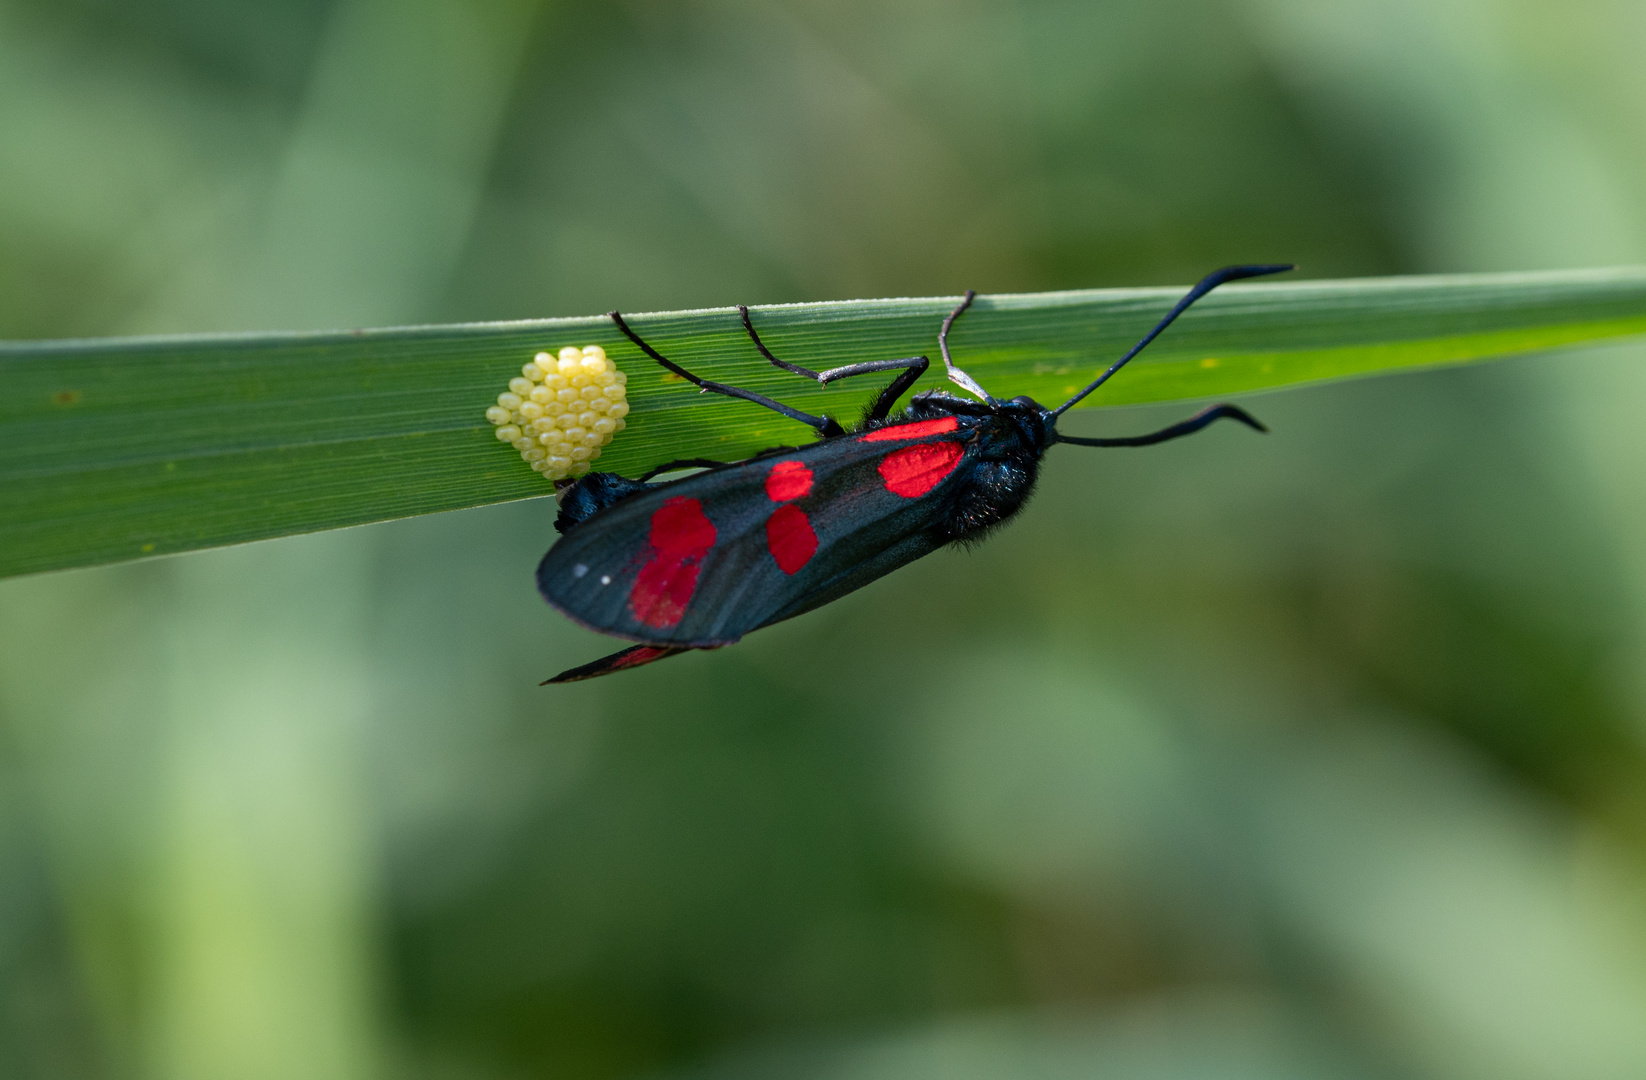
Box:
[486,345,629,481]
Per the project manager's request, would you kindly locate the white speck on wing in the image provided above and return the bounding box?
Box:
[573,564,588,578]
[600,575,612,585]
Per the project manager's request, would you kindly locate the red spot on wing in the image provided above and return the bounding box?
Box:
[765,460,813,501]
[765,504,818,574]
[861,416,959,442]
[628,497,717,629]
[879,442,964,498]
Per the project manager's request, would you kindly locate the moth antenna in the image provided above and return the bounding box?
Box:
[1050,264,1293,418]
[1054,403,1267,448]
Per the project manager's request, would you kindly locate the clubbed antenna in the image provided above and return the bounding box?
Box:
[1050,264,1293,418]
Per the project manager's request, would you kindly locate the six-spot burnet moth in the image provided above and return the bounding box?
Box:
[537,264,1294,683]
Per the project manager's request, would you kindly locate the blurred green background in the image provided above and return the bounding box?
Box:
[5,1,1646,1078]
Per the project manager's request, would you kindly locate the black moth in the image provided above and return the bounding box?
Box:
[539,264,1292,683]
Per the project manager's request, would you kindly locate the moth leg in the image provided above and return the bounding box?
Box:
[1055,403,1267,448]
[859,356,929,421]
[938,290,995,406]
[637,458,732,482]
[739,305,930,421]
[610,310,845,436]
[633,444,808,484]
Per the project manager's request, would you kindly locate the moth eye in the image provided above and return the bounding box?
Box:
[487,347,630,481]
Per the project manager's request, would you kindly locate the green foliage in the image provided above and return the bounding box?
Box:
[3,266,1646,578]
[11,0,1646,1077]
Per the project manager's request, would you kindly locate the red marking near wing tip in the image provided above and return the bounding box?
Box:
[861,416,959,442]
[765,504,818,574]
[629,497,717,629]
[765,460,813,502]
[612,645,675,670]
[879,442,964,498]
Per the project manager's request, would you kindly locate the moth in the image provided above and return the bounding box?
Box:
[538,265,1291,682]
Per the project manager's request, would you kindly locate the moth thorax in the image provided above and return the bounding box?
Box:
[941,456,1038,541]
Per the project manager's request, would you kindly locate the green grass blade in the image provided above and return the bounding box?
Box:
[5,266,1646,578]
